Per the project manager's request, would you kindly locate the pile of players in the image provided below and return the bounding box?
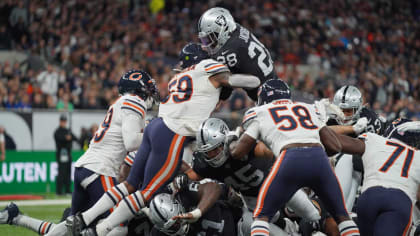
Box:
[1,7,420,236]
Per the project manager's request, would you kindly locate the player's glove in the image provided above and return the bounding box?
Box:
[352,117,368,135]
[226,187,244,209]
[167,174,189,195]
[224,130,240,158]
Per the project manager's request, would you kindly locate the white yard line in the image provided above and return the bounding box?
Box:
[0,199,71,206]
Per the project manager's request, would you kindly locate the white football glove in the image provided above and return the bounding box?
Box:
[352,117,368,135]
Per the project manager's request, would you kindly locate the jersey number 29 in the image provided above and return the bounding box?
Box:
[161,75,193,104]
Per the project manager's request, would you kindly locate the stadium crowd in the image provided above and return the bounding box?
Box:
[0,0,419,121]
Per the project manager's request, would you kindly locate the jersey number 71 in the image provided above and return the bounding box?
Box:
[379,141,414,178]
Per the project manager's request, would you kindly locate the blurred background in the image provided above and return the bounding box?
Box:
[0,0,419,195]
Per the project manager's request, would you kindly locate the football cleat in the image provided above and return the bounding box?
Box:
[0,202,20,225]
[68,212,87,236]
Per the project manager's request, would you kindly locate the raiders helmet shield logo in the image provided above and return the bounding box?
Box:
[215,15,227,27]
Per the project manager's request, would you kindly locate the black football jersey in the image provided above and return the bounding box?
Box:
[151,181,236,236]
[359,107,386,135]
[214,24,277,101]
[192,144,274,197]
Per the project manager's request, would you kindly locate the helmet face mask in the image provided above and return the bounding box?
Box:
[149,193,189,235]
[333,85,363,125]
[196,118,230,167]
[198,7,236,55]
[118,70,160,108]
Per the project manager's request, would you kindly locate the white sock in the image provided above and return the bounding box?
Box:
[96,191,145,236]
[251,220,270,236]
[285,189,321,221]
[13,215,54,235]
[338,220,360,236]
[82,183,129,226]
[44,221,67,236]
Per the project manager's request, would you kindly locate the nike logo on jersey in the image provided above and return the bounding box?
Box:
[221,50,229,55]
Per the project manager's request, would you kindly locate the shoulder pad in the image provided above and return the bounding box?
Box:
[242,108,258,129]
[201,59,230,75]
[121,95,146,118]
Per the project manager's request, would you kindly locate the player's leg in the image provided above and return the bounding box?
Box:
[76,121,154,229]
[0,202,57,235]
[70,167,120,235]
[308,147,359,236]
[96,118,187,235]
[334,154,359,211]
[251,150,301,236]
[285,188,320,222]
[370,187,412,235]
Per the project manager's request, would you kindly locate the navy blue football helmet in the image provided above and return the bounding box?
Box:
[118,69,159,104]
[384,118,420,149]
[178,43,209,69]
[257,79,291,106]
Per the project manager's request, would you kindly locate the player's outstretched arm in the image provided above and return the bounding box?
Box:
[231,133,257,160]
[209,71,260,89]
[172,181,222,223]
[336,134,366,156]
[319,126,342,156]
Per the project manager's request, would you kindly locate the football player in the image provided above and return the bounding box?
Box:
[336,118,420,235]
[329,85,387,212]
[69,43,261,236]
[149,177,237,236]
[0,70,159,236]
[185,117,321,235]
[198,7,276,101]
[229,79,360,236]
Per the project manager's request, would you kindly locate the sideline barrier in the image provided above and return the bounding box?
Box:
[0,151,83,194]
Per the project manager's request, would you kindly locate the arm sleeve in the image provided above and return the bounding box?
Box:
[204,61,230,76]
[121,110,145,152]
[244,120,260,140]
[227,74,260,88]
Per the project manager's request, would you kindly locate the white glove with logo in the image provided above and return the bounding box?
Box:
[352,117,368,135]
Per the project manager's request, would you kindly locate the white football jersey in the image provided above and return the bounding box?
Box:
[158,59,229,136]
[361,133,420,203]
[75,94,146,177]
[243,100,326,157]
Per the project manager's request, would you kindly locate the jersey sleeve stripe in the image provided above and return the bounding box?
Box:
[121,107,144,118]
[122,102,145,117]
[204,64,227,72]
[124,155,134,166]
[242,112,257,123]
[204,62,218,68]
[208,67,230,74]
[124,99,146,111]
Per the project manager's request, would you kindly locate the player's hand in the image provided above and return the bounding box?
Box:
[167,174,189,195]
[172,209,202,223]
[352,117,368,135]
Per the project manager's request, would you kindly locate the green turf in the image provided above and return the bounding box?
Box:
[0,204,69,236]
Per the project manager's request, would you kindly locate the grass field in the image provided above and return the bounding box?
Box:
[0,204,69,236]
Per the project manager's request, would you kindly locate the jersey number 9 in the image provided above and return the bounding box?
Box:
[94,108,114,143]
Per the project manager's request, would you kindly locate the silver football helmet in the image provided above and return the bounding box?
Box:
[333,85,363,125]
[196,118,230,167]
[198,7,237,55]
[149,193,189,236]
